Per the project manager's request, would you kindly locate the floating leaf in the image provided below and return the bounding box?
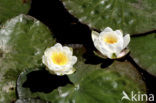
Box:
[17,69,72,99]
[129,33,156,76]
[17,61,146,103]
[62,0,156,34]
[0,0,31,24]
[0,14,55,103]
[15,98,46,103]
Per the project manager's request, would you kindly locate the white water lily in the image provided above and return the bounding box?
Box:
[42,43,77,75]
[92,27,130,59]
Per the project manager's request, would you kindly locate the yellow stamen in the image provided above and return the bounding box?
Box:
[104,34,118,44]
[51,52,68,65]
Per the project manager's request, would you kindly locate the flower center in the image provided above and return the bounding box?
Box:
[103,34,118,44]
[51,52,68,66]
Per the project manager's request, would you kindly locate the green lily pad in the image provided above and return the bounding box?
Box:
[17,69,35,99]
[68,61,145,89]
[68,61,101,84]
[0,0,31,24]
[0,14,55,103]
[15,98,47,103]
[17,61,146,103]
[129,33,156,76]
[62,0,156,34]
[0,81,16,103]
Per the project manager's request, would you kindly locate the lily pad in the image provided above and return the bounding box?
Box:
[62,0,156,34]
[129,33,156,76]
[0,0,31,24]
[15,98,47,103]
[0,14,55,103]
[17,61,146,103]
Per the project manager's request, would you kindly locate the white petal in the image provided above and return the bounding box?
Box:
[65,68,76,75]
[54,67,75,75]
[123,34,130,49]
[44,48,52,56]
[99,31,123,55]
[45,56,54,69]
[55,72,62,76]
[117,49,129,58]
[91,27,130,59]
[112,33,124,53]
[115,30,123,36]
[63,46,72,55]
[98,32,119,58]
[71,56,77,65]
[91,31,99,42]
[92,31,105,53]
[42,43,77,75]
[103,27,113,32]
[92,34,112,58]
[42,55,46,65]
[117,52,125,58]
[94,39,100,49]
[103,51,113,59]
[98,44,113,58]
[54,43,62,49]
[114,32,124,52]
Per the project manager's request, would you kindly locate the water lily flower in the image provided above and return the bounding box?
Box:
[91,27,130,59]
[42,43,77,75]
